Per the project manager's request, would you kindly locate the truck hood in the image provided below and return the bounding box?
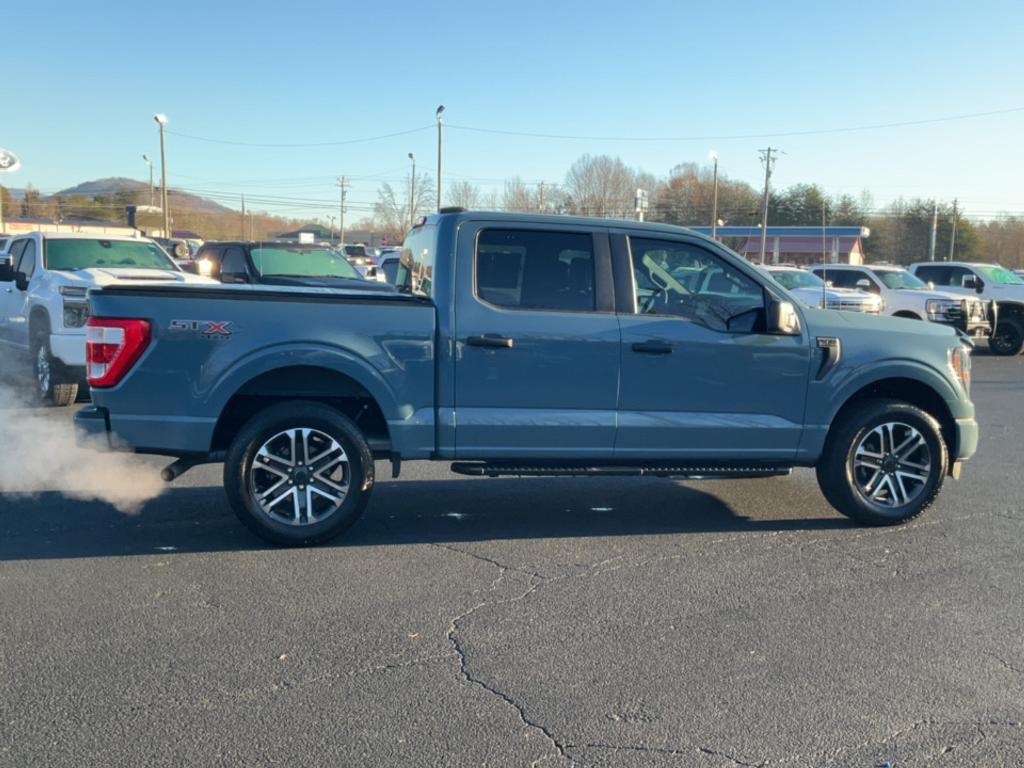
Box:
[897,288,977,303]
[59,268,218,287]
[986,284,1024,302]
[804,303,957,339]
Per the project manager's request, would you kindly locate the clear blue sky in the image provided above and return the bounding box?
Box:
[4,0,1023,223]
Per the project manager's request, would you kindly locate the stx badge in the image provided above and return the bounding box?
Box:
[169,319,234,339]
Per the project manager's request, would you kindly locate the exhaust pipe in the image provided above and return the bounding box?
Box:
[160,451,226,482]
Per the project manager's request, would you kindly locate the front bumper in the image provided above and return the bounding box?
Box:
[953,416,979,463]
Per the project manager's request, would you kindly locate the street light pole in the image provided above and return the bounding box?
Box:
[142,155,154,207]
[408,152,416,230]
[436,105,445,212]
[154,114,169,238]
[709,150,719,240]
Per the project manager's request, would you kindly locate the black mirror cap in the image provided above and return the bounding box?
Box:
[14,272,29,291]
[220,272,250,285]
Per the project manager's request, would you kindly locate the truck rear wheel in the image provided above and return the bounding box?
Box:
[989,317,1024,356]
[816,399,947,526]
[224,401,375,546]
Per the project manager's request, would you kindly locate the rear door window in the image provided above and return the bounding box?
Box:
[476,229,595,312]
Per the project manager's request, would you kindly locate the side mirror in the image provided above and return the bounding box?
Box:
[768,298,801,335]
[0,256,12,282]
[14,271,29,291]
[962,275,984,293]
[855,278,872,291]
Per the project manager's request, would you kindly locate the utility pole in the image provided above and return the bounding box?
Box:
[408,153,416,230]
[436,105,445,212]
[948,199,958,261]
[240,194,246,239]
[709,150,720,239]
[336,176,348,244]
[538,181,546,213]
[757,147,778,264]
[928,202,938,261]
[154,114,170,238]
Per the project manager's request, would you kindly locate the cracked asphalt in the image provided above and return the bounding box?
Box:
[1,352,1022,767]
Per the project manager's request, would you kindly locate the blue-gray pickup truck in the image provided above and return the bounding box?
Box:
[76,211,978,545]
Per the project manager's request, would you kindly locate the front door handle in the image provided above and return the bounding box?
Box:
[467,335,514,349]
[631,341,673,355]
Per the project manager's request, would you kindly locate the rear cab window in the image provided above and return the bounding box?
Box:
[398,221,439,298]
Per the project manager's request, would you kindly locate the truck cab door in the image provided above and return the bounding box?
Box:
[0,239,31,350]
[451,222,620,458]
[614,232,811,460]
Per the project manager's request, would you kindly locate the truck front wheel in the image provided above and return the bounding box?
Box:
[989,317,1024,356]
[31,333,79,407]
[816,399,948,526]
[224,401,375,546]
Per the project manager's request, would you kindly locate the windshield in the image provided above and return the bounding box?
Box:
[46,239,178,271]
[250,247,362,279]
[872,269,928,290]
[769,270,823,290]
[976,265,1024,285]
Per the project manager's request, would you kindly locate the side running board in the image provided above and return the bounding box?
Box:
[450,462,792,480]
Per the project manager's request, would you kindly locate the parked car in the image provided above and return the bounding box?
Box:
[77,212,977,546]
[0,232,216,405]
[909,261,1024,356]
[761,265,884,314]
[379,247,402,284]
[193,241,395,292]
[806,263,993,339]
[341,244,386,282]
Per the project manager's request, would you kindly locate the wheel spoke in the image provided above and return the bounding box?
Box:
[264,486,297,513]
[863,468,884,493]
[256,476,289,501]
[894,432,925,460]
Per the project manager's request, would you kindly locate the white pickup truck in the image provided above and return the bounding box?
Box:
[0,232,215,405]
[761,266,884,314]
[807,263,993,341]
[910,261,1024,356]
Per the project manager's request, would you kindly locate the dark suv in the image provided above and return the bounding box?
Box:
[193,241,394,291]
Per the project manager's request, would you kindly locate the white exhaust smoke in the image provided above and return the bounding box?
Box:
[0,384,165,513]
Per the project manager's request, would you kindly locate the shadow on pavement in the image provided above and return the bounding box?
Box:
[0,475,850,561]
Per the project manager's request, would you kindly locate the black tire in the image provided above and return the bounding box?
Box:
[816,399,948,526]
[224,401,374,546]
[989,316,1024,356]
[31,333,79,407]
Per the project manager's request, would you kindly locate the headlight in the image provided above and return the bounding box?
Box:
[926,299,959,320]
[950,345,971,396]
[62,299,89,328]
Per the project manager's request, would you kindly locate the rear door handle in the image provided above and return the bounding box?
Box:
[631,341,673,355]
[467,335,514,349]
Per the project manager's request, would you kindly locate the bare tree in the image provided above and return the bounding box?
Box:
[373,174,436,243]
[564,154,638,218]
[502,176,535,212]
[447,180,482,210]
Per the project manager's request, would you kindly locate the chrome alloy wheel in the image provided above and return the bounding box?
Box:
[36,344,51,397]
[852,421,933,509]
[249,428,349,526]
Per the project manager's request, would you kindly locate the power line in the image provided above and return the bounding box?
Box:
[446,105,1024,142]
[165,125,432,148]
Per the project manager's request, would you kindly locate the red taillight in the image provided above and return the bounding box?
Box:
[86,318,151,388]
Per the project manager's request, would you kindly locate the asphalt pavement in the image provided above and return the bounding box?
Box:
[1,352,1022,767]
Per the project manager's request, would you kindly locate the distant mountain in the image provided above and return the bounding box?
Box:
[54,177,234,214]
